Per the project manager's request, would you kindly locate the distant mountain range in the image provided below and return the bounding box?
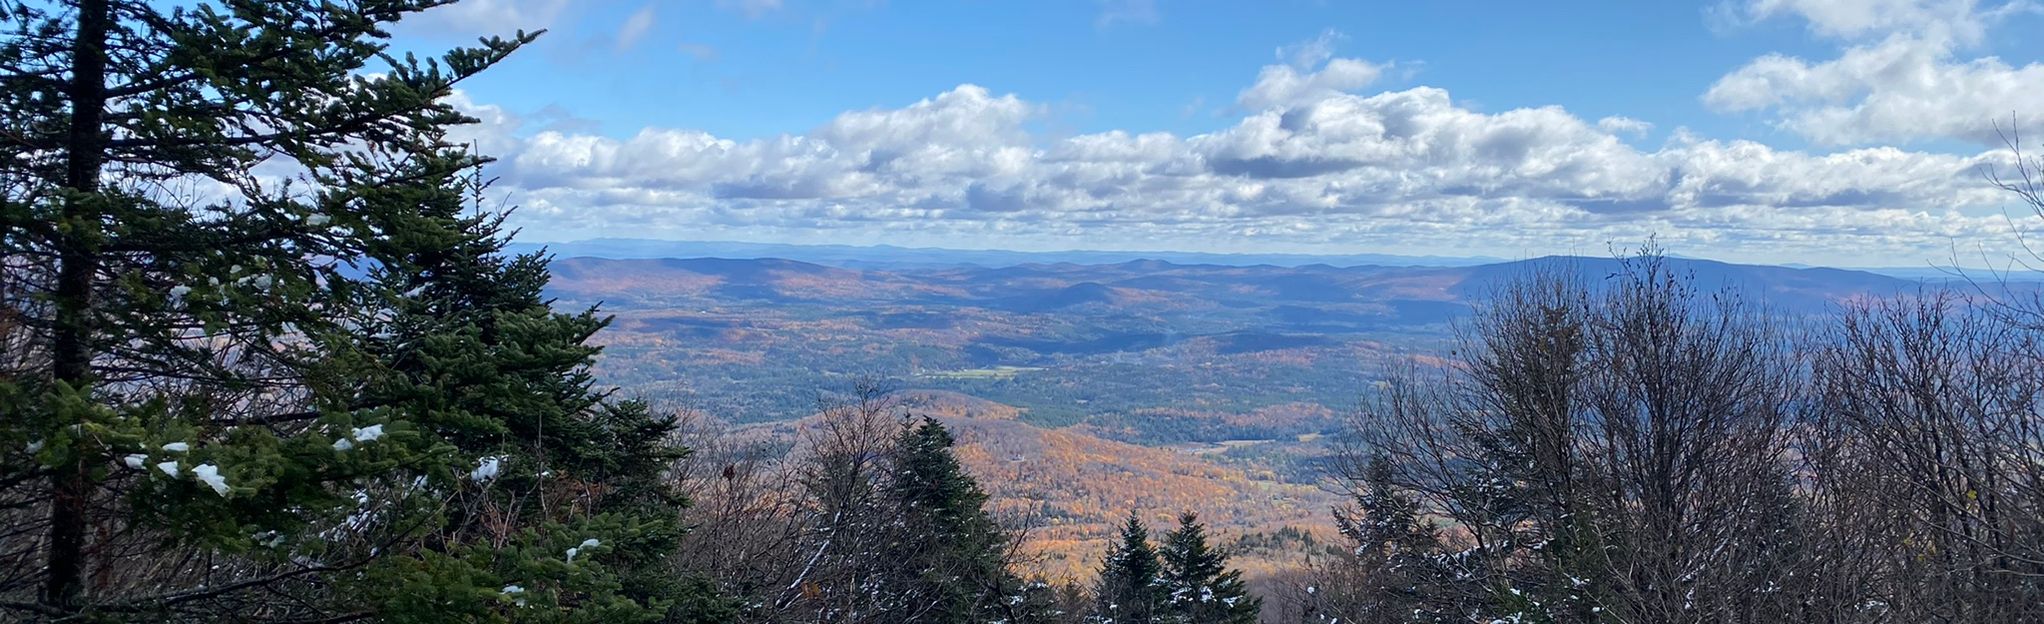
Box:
[549,252,1988,429]
[550,252,2035,430]
[548,253,1959,321]
[507,238,1504,269]
[511,238,2044,281]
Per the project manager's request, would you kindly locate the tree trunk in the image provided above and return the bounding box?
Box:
[43,0,111,610]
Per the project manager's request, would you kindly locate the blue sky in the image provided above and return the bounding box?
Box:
[400,0,2044,266]
[450,3,1817,140]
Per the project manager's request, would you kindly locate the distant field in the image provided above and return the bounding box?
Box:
[918,365,1045,380]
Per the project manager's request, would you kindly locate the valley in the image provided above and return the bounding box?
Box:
[546,251,1937,583]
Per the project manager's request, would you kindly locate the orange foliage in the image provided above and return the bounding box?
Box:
[941,416,1338,583]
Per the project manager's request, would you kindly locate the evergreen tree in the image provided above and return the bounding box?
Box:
[1053,581,1096,623]
[1305,454,1451,623]
[1005,577,1084,624]
[1158,513,1260,624]
[883,417,1024,622]
[0,0,717,620]
[1094,513,1167,623]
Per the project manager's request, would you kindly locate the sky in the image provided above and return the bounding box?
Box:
[393,0,2044,266]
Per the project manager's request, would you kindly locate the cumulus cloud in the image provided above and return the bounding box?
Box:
[1707,35,2044,145]
[1238,58,1386,112]
[1660,136,1999,210]
[1707,0,2044,145]
[1238,31,1388,112]
[442,90,526,158]
[1728,0,2002,42]
[451,49,2023,265]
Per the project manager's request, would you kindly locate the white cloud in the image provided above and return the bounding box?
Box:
[409,0,571,37]
[443,90,526,158]
[1731,0,2001,42]
[1707,35,2044,145]
[616,5,657,51]
[1597,116,1655,137]
[1239,31,1388,112]
[1238,57,1386,112]
[459,53,2025,265]
[1659,136,1999,211]
[1707,0,2044,145]
[1277,29,1346,69]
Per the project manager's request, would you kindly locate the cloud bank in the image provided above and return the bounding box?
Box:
[442,0,2044,265]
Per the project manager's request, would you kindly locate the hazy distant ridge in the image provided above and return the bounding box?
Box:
[548,254,1943,321]
[509,238,1503,269]
[511,238,2043,281]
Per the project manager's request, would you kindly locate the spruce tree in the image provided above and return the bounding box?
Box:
[0,0,716,620]
[884,417,1022,621]
[1316,454,1450,623]
[1005,577,1083,624]
[1094,512,1166,623]
[1158,513,1260,624]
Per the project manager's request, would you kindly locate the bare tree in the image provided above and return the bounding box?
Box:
[1322,250,1809,624]
[668,409,809,616]
[669,385,908,623]
[672,382,1055,623]
[1805,291,2044,623]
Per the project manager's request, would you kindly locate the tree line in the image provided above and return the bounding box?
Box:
[664,385,1260,624]
[1273,248,2044,624]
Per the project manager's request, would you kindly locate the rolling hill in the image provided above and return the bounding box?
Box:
[554,252,1959,586]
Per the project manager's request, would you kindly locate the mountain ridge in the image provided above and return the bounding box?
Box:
[511,237,2044,280]
[549,253,1938,317]
[509,238,1504,269]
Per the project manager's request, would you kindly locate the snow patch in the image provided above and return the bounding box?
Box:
[470,456,503,482]
[192,463,229,495]
[501,584,527,607]
[565,538,602,562]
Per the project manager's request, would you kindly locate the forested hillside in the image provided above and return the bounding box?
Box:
[543,252,1962,590]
